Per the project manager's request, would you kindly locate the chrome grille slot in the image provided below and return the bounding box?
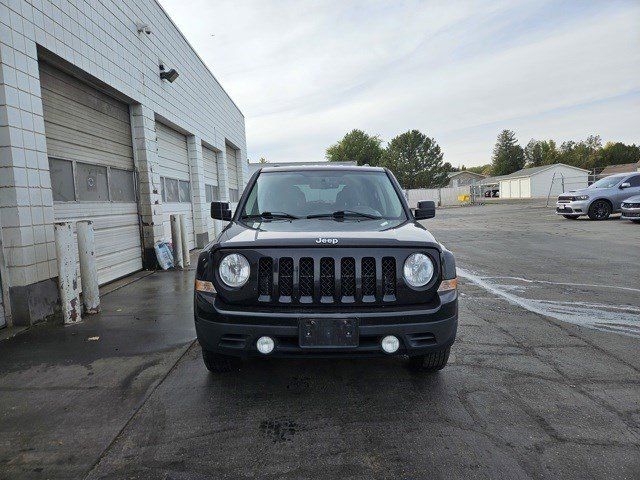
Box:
[320,257,335,302]
[278,257,294,302]
[299,257,314,301]
[341,257,356,301]
[361,257,376,301]
[382,257,397,300]
[258,257,273,300]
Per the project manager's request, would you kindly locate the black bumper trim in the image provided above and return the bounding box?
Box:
[194,292,458,358]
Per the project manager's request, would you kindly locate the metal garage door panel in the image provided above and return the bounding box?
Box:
[202,146,220,241]
[41,62,142,285]
[520,178,531,198]
[203,146,218,185]
[156,123,195,250]
[40,63,133,170]
[156,122,190,180]
[501,181,511,198]
[511,179,521,198]
[226,145,238,190]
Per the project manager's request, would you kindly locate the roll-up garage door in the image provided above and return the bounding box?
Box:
[156,123,195,250]
[202,146,219,240]
[510,179,521,198]
[40,62,142,285]
[226,145,240,204]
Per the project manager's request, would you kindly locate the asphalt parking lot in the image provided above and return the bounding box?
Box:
[2,202,639,479]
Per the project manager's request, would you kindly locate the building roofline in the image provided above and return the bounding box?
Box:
[152,0,244,117]
[499,163,590,181]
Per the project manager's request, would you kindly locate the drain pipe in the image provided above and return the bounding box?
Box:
[77,220,100,314]
[170,214,184,269]
[54,222,82,324]
[179,214,190,267]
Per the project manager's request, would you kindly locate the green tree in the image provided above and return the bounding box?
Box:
[491,130,525,175]
[258,157,268,164]
[557,135,602,169]
[325,129,384,166]
[599,142,640,168]
[524,139,544,167]
[381,130,448,188]
[466,164,491,175]
[539,139,559,165]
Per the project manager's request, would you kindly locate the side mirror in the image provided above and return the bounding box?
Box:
[414,200,436,220]
[619,182,631,189]
[211,201,232,221]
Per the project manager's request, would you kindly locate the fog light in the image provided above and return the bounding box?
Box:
[256,336,275,354]
[381,335,400,354]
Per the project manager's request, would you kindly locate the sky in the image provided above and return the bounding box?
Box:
[158,0,640,168]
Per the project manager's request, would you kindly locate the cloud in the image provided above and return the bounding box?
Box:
[159,0,640,166]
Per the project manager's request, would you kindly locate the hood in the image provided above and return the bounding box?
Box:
[215,218,440,249]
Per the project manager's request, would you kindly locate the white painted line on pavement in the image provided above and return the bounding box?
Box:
[457,267,640,338]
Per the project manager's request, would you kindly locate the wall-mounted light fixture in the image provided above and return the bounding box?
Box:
[159,63,179,83]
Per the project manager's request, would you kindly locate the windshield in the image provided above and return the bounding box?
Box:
[240,170,406,220]
[588,176,623,189]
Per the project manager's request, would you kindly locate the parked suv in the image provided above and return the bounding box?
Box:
[194,166,458,374]
[556,172,640,220]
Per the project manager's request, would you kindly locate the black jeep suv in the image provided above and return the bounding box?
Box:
[194,166,458,373]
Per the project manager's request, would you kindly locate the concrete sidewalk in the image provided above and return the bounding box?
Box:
[0,266,197,480]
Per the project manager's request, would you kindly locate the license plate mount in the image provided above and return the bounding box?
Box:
[299,318,359,348]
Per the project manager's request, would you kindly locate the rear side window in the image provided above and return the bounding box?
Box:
[627,175,640,187]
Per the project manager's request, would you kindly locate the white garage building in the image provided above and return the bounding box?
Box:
[0,0,247,327]
[498,164,589,199]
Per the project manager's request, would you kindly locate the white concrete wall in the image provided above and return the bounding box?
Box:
[0,0,246,324]
[531,166,589,197]
[406,186,471,207]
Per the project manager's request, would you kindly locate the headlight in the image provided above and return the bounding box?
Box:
[574,195,589,200]
[219,253,250,287]
[403,253,435,287]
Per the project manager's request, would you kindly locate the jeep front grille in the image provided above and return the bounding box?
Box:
[258,255,399,304]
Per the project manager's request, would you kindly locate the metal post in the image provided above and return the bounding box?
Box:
[179,214,190,267]
[170,214,184,269]
[77,220,100,314]
[54,222,82,324]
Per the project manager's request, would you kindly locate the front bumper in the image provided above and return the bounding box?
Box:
[194,291,458,358]
[621,206,640,221]
[556,199,589,216]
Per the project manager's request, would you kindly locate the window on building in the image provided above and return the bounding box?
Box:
[163,178,180,202]
[205,184,219,203]
[49,158,75,201]
[229,188,239,203]
[76,162,108,201]
[160,177,166,202]
[178,180,191,203]
[110,168,136,202]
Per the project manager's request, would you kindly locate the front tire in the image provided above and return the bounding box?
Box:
[409,347,451,373]
[588,200,611,220]
[202,349,240,373]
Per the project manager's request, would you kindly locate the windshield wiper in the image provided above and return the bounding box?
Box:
[306,210,382,220]
[241,211,300,220]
